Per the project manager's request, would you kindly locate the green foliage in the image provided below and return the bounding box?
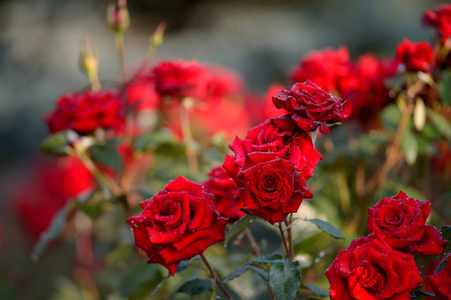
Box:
[40,130,73,156]
[441,226,451,253]
[90,139,123,170]
[268,260,302,300]
[223,265,268,282]
[176,278,213,295]
[118,263,164,299]
[427,108,451,140]
[224,215,256,246]
[400,122,418,165]
[301,284,330,297]
[439,71,451,105]
[305,218,344,240]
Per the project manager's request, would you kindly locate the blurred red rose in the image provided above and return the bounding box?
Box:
[12,156,95,238]
[45,90,125,135]
[325,233,423,300]
[427,256,451,300]
[367,191,448,255]
[203,167,245,222]
[233,152,312,224]
[290,47,352,92]
[223,115,322,183]
[423,4,451,41]
[127,176,227,275]
[125,73,160,112]
[395,39,434,73]
[152,60,211,100]
[272,80,351,133]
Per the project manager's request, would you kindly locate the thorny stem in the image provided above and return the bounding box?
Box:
[244,228,260,256]
[200,254,233,299]
[279,223,292,259]
[180,99,199,173]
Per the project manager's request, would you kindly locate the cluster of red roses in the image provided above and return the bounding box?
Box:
[326,191,449,300]
[127,79,351,274]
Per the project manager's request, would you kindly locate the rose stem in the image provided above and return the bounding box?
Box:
[200,254,233,299]
[233,237,255,255]
[115,31,127,83]
[134,22,166,79]
[367,76,425,192]
[244,228,260,256]
[180,98,199,173]
[285,214,294,258]
[279,222,292,259]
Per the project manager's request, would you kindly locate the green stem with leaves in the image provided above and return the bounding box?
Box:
[200,254,232,299]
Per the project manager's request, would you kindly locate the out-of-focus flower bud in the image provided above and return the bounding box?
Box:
[152,22,167,46]
[80,36,98,77]
[107,0,130,33]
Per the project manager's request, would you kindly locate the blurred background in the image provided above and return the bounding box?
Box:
[0,0,444,298]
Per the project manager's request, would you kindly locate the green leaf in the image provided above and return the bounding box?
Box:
[439,71,451,105]
[177,279,213,295]
[133,129,176,150]
[306,218,344,239]
[119,262,162,297]
[381,104,401,132]
[224,215,256,246]
[223,265,268,282]
[269,260,302,300]
[427,108,451,140]
[175,256,201,273]
[400,125,418,165]
[90,139,123,171]
[32,201,76,261]
[302,284,330,297]
[40,131,73,156]
[246,254,283,265]
[410,290,437,298]
[434,251,450,273]
[441,226,451,253]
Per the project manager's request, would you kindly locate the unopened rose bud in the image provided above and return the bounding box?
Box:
[80,36,98,76]
[107,0,130,33]
[152,22,167,46]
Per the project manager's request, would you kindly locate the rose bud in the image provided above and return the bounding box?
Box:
[427,255,451,300]
[367,190,448,255]
[272,80,351,133]
[127,176,227,276]
[423,4,451,42]
[325,233,423,300]
[395,39,434,73]
[107,0,130,33]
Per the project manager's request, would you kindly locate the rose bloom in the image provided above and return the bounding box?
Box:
[125,72,160,112]
[427,256,451,300]
[127,176,227,275]
[45,90,125,135]
[224,115,322,183]
[272,80,351,133]
[325,233,423,300]
[290,47,352,92]
[423,4,451,42]
[203,167,245,222]
[152,60,211,100]
[12,156,94,238]
[367,191,448,255]
[229,152,312,224]
[395,39,434,73]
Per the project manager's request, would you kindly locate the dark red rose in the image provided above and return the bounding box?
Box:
[231,152,312,224]
[203,167,245,222]
[223,115,322,183]
[290,47,352,92]
[427,255,451,300]
[152,60,211,100]
[125,73,160,112]
[272,80,351,133]
[45,90,125,135]
[325,233,423,300]
[127,176,227,275]
[367,191,448,255]
[423,4,451,42]
[395,39,434,73]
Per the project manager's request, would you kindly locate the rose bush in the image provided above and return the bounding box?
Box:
[325,233,423,300]
[126,176,228,275]
[367,190,448,255]
[395,39,434,73]
[423,4,451,41]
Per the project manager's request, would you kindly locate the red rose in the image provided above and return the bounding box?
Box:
[272,80,351,133]
[45,90,125,135]
[232,152,312,224]
[125,73,160,112]
[423,4,451,41]
[427,255,451,300]
[223,115,322,183]
[203,167,245,222]
[325,233,423,300]
[367,191,448,255]
[395,39,434,73]
[152,60,211,100]
[127,176,227,275]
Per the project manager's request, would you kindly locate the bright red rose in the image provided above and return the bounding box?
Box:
[423,4,451,42]
[272,80,351,133]
[125,73,160,112]
[152,60,211,100]
[290,47,352,92]
[367,191,448,255]
[203,167,245,222]
[427,255,451,300]
[395,39,434,73]
[223,115,322,183]
[45,90,125,135]
[127,176,227,275]
[231,152,312,224]
[325,233,423,300]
